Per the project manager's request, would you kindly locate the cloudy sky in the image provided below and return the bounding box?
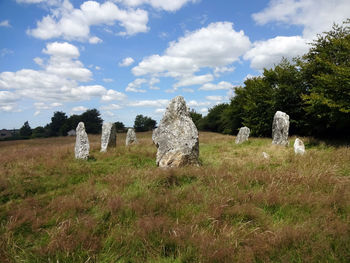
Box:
[1,0,349,129]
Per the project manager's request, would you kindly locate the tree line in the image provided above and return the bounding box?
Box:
[190,19,350,138]
[12,110,157,140]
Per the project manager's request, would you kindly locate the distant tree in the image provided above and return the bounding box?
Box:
[49,111,68,136]
[189,109,202,129]
[31,126,47,138]
[66,114,81,131]
[81,109,103,134]
[134,115,157,132]
[115,121,125,132]
[19,121,32,138]
[198,104,229,133]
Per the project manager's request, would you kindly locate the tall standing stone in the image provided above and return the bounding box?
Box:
[272,111,290,146]
[294,138,305,155]
[235,126,250,144]
[75,122,89,160]
[152,96,199,168]
[100,122,116,152]
[126,128,138,146]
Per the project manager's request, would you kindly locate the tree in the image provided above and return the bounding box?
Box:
[189,109,202,129]
[19,121,32,138]
[134,115,157,132]
[198,104,229,133]
[115,121,125,132]
[81,109,103,134]
[299,19,350,137]
[49,111,68,136]
[32,126,48,138]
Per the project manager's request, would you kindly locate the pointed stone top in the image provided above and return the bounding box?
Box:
[76,122,85,131]
[164,96,189,119]
[275,111,289,120]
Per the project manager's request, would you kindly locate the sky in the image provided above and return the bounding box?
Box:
[0,0,349,129]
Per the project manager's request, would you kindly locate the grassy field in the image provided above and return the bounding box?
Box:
[0,132,349,262]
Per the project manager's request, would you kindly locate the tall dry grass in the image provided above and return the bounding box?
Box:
[0,132,349,262]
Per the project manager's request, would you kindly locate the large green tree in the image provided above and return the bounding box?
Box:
[19,121,32,138]
[134,115,156,132]
[81,109,103,134]
[300,19,350,136]
[49,111,68,136]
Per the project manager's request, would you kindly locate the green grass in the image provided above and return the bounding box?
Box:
[0,132,349,262]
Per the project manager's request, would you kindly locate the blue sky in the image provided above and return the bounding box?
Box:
[1,0,349,129]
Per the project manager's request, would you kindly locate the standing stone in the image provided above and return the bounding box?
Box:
[262,152,270,159]
[294,138,305,155]
[272,111,290,146]
[75,122,89,160]
[152,96,199,168]
[100,122,116,152]
[235,126,250,144]
[126,128,138,146]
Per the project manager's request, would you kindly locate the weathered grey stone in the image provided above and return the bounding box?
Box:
[75,122,89,160]
[235,126,250,144]
[272,111,290,146]
[294,138,305,155]
[126,128,138,146]
[100,122,116,152]
[262,152,270,159]
[152,96,199,168]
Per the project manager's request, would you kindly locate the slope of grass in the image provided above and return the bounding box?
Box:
[0,132,349,262]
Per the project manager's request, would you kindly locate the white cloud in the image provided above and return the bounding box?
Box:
[104,111,115,117]
[0,42,128,104]
[206,95,223,101]
[173,74,213,89]
[132,22,251,86]
[116,0,198,12]
[128,99,169,107]
[252,0,350,39]
[119,57,135,67]
[103,78,114,83]
[33,57,44,66]
[187,100,211,107]
[182,88,194,93]
[155,108,165,113]
[0,104,20,113]
[199,81,234,91]
[0,91,20,103]
[34,110,41,116]
[95,66,101,70]
[72,106,88,112]
[125,78,147,92]
[200,108,208,114]
[1,48,14,57]
[89,36,102,44]
[101,89,127,101]
[213,66,235,77]
[27,0,149,41]
[0,20,11,27]
[34,101,62,110]
[100,104,122,110]
[244,36,309,70]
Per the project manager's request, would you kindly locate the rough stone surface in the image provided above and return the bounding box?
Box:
[152,96,199,168]
[294,138,305,155]
[75,122,89,160]
[262,152,270,159]
[235,126,250,144]
[126,128,138,146]
[272,111,290,146]
[100,122,116,152]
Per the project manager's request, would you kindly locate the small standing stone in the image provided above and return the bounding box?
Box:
[272,111,290,146]
[100,122,116,152]
[294,138,305,155]
[75,122,89,160]
[235,126,250,144]
[262,152,270,159]
[152,96,199,168]
[126,128,138,146]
